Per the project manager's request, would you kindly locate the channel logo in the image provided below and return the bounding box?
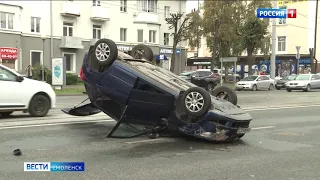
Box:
[257,8,297,18]
[24,162,85,172]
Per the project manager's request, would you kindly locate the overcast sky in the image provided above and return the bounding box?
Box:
[186,0,203,13]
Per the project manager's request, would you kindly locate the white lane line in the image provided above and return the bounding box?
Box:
[0,119,114,130]
[125,138,172,144]
[243,104,320,111]
[251,126,275,130]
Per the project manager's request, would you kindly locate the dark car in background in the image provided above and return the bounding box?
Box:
[179,71,194,82]
[275,75,296,90]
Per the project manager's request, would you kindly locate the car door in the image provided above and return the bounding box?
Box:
[310,75,320,88]
[262,76,272,88]
[190,72,201,86]
[315,75,320,88]
[0,66,25,108]
[256,76,265,89]
[124,79,175,126]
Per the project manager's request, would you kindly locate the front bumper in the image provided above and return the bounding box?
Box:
[286,85,308,90]
[275,84,285,88]
[235,84,252,90]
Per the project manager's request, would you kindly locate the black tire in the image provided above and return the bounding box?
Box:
[286,88,292,92]
[236,77,240,82]
[0,111,13,117]
[303,84,311,92]
[89,39,118,72]
[206,82,215,94]
[130,44,154,61]
[180,87,211,117]
[211,86,237,105]
[276,86,281,90]
[252,84,257,91]
[268,84,274,90]
[29,95,50,117]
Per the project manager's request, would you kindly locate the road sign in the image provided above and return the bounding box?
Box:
[296,46,301,52]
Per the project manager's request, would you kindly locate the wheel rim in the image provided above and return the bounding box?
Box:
[133,49,146,59]
[95,43,111,62]
[308,85,310,91]
[216,92,229,101]
[207,84,214,93]
[34,100,45,114]
[185,92,204,113]
[269,84,273,89]
[253,85,257,91]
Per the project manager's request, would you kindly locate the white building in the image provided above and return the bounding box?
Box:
[0,0,187,74]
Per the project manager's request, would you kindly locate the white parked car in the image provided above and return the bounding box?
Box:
[0,64,56,117]
[235,75,275,91]
[285,74,320,92]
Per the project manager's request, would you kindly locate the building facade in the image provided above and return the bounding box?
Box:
[0,0,187,74]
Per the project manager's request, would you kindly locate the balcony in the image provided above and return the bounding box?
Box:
[133,12,159,25]
[60,36,84,49]
[91,6,110,21]
[60,1,80,18]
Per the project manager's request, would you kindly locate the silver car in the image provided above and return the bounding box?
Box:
[285,74,320,92]
[236,75,275,91]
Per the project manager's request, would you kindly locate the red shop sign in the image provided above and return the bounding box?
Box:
[0,47,18,60]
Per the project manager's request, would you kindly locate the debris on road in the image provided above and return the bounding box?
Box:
[13,149,22,156]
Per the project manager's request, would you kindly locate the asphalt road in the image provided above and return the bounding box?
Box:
[0,106,320,180]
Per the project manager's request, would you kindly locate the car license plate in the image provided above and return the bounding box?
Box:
[237,128,251,134]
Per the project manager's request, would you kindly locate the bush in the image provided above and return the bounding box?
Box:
[31,65,78,85]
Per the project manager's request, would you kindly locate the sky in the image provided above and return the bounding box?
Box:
[186,0,203,13]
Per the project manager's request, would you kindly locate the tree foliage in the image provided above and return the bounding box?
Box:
[186,9,203,52]
[165,13,192,73]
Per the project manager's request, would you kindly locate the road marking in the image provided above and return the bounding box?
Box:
[251,126,275,130]
[0,119,114,130]
[243,104,320,111]
[125,138,172,144]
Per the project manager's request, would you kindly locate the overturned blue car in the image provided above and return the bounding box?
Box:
[62,38,252,141]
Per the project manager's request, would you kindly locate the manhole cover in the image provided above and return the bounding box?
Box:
[274,132,304,136]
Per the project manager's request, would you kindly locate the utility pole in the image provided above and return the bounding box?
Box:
[313,0,319,73]
[196,0,200,57]
[270,0,277,79]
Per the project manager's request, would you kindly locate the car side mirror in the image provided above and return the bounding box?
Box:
[16,76,24,82]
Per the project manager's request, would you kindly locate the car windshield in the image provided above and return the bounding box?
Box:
[294,74,311,80]
[179,71,194,76]
[242,75,258,81]
[282,75,296,80]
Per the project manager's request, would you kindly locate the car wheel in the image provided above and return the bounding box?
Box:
[236,77,240,82]
[0,111,13,117]
[29,95,50,117]
[286,88,292,92]
[268,84,274,90]
[252,84,257,91]
[89,39,118,72]
[276,86,281,90]
[130,44,154,61]
[303,84,311,92]
[206,82,215,94]
[211,86,237,105]
[181,87,211,117]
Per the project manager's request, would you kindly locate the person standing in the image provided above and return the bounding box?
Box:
[25,65,33,78]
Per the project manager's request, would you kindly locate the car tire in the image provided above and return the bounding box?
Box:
[252,84,257,91]
[180,87,211,117]
[206,82,215,94]
[286,88,292,92]
[276,86,281,90]
[29,95,50,117]
[0,111,13,117]
[130,44,154,61]
[236,77,240,82]
[303,84,311,92]
[211,86,237,105]
[268,84,274,90]
[89,39,118,72]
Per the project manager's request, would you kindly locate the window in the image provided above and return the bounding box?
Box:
[149,30,156,43]
[137,29,143,42]
[164,33,169,45]
[120,0,127,12]
[63,53,75,72]
[0,12,14,30]
[31,17,40,33]
[0,67,16,81]
[93,25,101,39]
[164,6,170,18]
[93,0,100,6]
[277,36,286,52]
[278,6,287,25]
[63,22,73,36]
[30,51,42,66]
[138,0,158,13]
[120,28,127,41]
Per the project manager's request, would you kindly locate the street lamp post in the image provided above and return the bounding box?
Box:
[41,34,47,81]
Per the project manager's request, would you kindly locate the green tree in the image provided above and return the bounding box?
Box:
[238,0,272,74]
[186,9,203,56]
[165,13,192,73]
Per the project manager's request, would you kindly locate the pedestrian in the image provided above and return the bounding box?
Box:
[25,65,33,78]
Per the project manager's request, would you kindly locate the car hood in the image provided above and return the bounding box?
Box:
[23,77,51,87]
[277,79,290,84]
[287,80,309,84]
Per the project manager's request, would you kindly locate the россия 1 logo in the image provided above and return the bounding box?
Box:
[257,8,297,18]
